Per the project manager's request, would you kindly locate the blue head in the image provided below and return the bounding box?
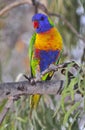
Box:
[32,13,54,33]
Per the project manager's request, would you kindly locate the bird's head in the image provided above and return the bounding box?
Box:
[32,13,54,33]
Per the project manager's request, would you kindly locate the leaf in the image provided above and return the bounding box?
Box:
[53,103,61,118]
[16,116,26,123]
[0,98,8,112]
[63,102,80,125]
[34,110,46,129]
[69,111,80,130]
[61,90,70,113]
[68,77,78,101]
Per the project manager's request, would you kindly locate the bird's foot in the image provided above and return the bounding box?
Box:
[23,74,36,85]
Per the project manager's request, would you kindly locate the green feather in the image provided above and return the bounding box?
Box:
[48,17,54,27]
[29,33,41,114]
[29,32,36,77]
[29,33,36,60]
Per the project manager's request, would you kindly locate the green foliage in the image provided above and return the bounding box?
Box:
[0,99,8,112]
[0,63,84,130]
[61,64,83,126]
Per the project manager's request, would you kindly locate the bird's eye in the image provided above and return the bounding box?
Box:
[40,16,44,21]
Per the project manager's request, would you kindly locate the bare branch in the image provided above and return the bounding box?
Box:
[0,80,64,100]
[0,61,82,101]
[0,0,31,16]
[0,97,14,125]
[0,70,65,124]
[31,0,38,13]
[0,79,64,125]
[41,61,81,76]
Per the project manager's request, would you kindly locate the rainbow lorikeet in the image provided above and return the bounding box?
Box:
[29,13,63,112]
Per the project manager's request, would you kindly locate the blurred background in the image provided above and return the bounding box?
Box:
[0,0,85,130]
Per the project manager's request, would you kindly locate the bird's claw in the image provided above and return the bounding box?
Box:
[30,78,36,85]
[23,74,36,85]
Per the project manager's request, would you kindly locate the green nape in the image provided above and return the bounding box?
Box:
[48,17,54,27]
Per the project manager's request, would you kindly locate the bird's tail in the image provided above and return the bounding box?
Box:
[30,72,54,117]
[30,94,41,117]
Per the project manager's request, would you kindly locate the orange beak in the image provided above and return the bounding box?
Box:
[33,21,39,29]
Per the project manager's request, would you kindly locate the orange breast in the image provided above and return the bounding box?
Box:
[34,27,63,51]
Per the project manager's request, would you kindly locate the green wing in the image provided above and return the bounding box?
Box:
[29,33,36,61]
[29,32,36,77]
[29,33,41,113]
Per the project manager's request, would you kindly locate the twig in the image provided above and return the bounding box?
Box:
[0,97,14,125]
[31,0,38,13]
[23,61,81,82]
[41,61,82,77]
[81,48,85,63]
[0,0,31,16]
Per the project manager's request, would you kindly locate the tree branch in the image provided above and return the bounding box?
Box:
[0,80,64,100]
[0,61,82,125]
[0,61,82,101]
[0,0,31,16]
[0,79,64,125]
[31,0,38,13]
[0,97,14,125]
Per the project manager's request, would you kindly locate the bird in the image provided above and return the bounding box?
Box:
[29,13,63,114]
